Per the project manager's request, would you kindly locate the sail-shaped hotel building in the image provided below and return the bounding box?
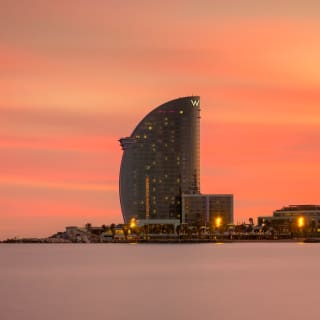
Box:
[119,96,200,223]
[119,96,233,226]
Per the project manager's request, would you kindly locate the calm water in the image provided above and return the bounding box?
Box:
[0,243,319,320]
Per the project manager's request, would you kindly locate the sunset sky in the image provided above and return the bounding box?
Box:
[1,0,320,239]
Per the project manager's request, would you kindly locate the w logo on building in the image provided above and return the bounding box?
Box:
[191,99,199,107]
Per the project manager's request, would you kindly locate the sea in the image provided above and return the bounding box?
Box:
[0,243,318,320]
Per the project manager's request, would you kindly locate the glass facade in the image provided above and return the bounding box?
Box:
[119,96,200,223]
[182,194,234,227]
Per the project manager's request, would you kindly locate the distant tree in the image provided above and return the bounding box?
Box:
[122,225,129,240]
[262,220,271,232]
[85,223,92,231]
[131,225,141,239]
[110,223,116,239]
[249,217,254,225]
[247,224,253,233]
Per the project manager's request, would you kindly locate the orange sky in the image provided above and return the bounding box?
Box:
[1,0,320,239]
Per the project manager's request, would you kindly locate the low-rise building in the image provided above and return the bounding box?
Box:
[258,204,320,233]
[181,194,234,227]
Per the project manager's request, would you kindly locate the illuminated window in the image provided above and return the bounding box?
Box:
[143,134,147,139]
[179,110,184,114]
[148,126,153,131]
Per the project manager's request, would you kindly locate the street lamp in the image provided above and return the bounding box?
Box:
[213,217,223,240]
[130,218,136,229]
[215,217,222,228]
[297,217,304,229]
[297,216,305,238]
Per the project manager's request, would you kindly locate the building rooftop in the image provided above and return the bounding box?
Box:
[276,205,320,212]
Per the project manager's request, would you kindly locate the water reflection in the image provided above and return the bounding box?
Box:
[0,243,318,320]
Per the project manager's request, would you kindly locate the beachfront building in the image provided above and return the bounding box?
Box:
[119,96,200,223]
[258,205,320,232]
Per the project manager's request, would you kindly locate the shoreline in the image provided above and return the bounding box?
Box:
[2,238,318,244]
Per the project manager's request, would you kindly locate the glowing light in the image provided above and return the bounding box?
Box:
[215,217,222,228]
[297,217,305,228]
[130,218,136,229]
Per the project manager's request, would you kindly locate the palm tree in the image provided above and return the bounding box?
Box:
[122,224,129,240]
[132,225,141,239]
[110,223,116,239]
